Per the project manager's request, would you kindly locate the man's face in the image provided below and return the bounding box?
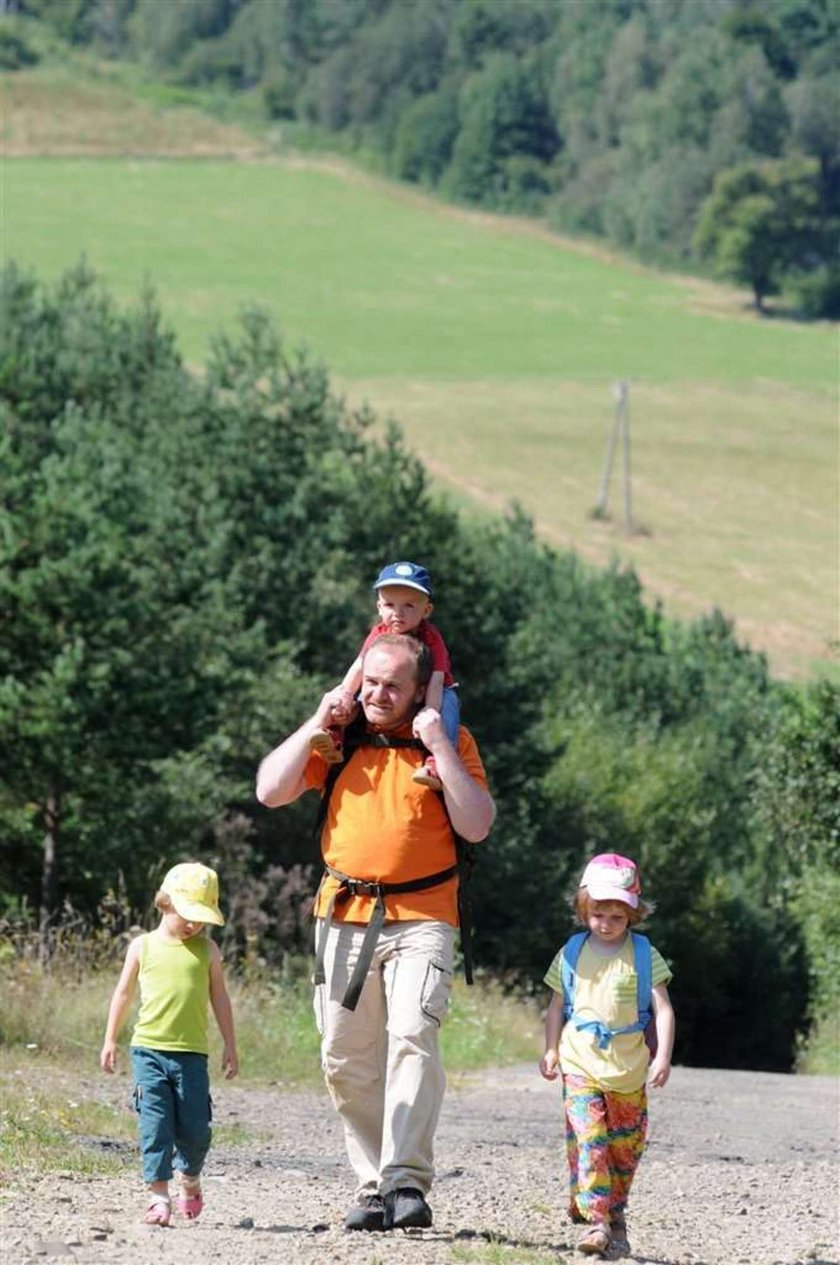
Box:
[360,642,425,730]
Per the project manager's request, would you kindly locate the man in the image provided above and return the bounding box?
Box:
[256,634,495,1233]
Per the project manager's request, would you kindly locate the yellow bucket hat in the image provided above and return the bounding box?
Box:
[160,862,224,926]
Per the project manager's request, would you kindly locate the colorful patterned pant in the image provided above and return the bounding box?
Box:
[562,1073,648,1225]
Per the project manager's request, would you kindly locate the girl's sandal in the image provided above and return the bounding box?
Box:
[143,1195,171,1226]
[176,1178,204,1220]
[578,1223,612,1256]
[610,1212,631,1254]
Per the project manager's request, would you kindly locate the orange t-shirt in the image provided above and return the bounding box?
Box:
[306,724,488,926]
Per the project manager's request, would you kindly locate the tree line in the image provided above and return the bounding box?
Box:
[5,0,839,315]
[1,262,838,1070]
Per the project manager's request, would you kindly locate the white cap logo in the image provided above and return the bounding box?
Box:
[395,564,413,577]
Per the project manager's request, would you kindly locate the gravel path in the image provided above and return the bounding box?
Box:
[6,1064,838,1265]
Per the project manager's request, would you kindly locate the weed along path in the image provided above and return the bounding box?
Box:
[6,1064,837,1265]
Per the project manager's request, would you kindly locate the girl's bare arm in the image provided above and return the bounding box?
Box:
[100,938,141,1073]
[209,940,239,1079]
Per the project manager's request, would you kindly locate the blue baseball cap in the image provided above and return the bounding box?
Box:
[373,561,433,597]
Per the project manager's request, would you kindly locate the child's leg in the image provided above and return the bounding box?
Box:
[440,687,460,746]
[604,1084,648,1218]
[413,688,460,789]
[171,1052,212,1217]
[563,1087,586,1222]
[562,1075,612,1226]
[131,1048,176,1223]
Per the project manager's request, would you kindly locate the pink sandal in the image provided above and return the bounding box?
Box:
[177,1181,204,1220]
[143,1195,171,1226]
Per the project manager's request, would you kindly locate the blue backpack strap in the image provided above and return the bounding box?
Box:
[560,932,589,1021]
[565,931,653,1050]
[631,931,653,1027]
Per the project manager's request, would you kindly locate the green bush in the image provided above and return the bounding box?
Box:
[0,24,39,69]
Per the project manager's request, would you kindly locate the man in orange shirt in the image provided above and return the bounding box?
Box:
[256,634,495,1233]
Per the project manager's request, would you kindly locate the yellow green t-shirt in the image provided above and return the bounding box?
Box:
[131,929,211,1054]
[544,933,672,1093]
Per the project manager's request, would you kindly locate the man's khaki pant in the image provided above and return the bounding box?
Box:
[313,918,455,1198]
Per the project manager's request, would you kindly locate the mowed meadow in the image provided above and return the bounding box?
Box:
[3,67,837,678]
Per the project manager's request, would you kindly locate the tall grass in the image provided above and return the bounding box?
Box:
[0,922,540,1176]
[0,924,541,1086]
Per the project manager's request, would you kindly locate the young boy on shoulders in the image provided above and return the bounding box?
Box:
[310,560,458,790]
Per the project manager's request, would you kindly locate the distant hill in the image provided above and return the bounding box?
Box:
[7,0,839,316]
[4,61,835,679]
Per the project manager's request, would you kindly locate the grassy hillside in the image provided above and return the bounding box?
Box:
[3,68,836,679]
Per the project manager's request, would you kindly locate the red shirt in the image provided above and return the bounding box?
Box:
[361,619,454,687]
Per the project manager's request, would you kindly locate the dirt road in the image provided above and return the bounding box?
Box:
[6,1064,838,1265]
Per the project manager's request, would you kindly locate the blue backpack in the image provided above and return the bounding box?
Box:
[560,931,656,1054]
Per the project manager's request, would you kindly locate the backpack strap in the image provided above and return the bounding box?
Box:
[563,930,653,1050]
[560,931,589,1022]
[311,716,476,1009]
[631,931,653,1029]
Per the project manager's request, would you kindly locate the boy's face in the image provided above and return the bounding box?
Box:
[375,584,432,635]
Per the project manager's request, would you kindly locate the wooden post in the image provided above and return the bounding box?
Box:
[594,381,625,519]
[620,380,633,532]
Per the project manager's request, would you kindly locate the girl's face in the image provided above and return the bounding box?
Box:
[587,899,630,945]
[163,909,204,940]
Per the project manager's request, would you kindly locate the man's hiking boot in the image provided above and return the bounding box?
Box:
[309,727,344,764]
[383,1187,433,1230]
[344,1193,385,1231]
[412,758,442,791]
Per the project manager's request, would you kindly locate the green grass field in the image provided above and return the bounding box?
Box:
[3,67,837,678]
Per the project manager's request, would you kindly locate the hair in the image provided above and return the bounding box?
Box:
[573,889,653,927]
[154,890,174,913]
[363,632,433,690]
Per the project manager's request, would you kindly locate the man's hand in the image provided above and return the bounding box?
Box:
[412,707,446,752]
[330,689,358,726]
[318,686,357,729]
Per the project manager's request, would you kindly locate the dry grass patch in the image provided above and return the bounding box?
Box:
[342,375,838,680]
[0,67,265,157]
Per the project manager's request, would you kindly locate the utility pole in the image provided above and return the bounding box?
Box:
[592,380,634,533]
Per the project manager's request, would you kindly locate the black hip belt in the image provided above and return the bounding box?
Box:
[312,862,459,1012]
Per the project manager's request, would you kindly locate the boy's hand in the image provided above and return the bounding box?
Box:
[100,1040,118,1074]
[648,1056,671,1088]
[222,1045,239,1079]
[539,1049,560,1081]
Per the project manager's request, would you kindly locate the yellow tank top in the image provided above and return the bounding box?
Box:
[131,929,210,1054]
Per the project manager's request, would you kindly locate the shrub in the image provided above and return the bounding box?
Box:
[0,24,39,70]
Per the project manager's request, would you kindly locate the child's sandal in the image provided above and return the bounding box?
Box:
[610,1210,630,1253]
[143,1195,171,1226]
[578,1222,611,1256]
[177,1178,204,1220]
[309,729,344,764]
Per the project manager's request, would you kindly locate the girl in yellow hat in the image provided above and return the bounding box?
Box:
[100,862,238,1226]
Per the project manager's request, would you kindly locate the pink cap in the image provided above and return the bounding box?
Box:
[580,853,641,909]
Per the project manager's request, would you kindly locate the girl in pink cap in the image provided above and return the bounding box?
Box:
[539,853,675,1257]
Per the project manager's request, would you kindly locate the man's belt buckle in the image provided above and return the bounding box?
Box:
[345,878,384,899]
